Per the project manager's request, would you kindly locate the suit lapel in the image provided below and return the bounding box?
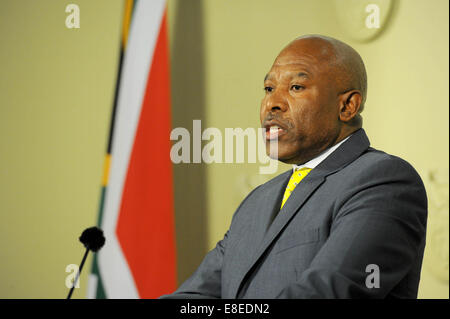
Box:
[233,128,371,298]
[262,174,326,249]
[243,171,291,258]
[259,171,291,234]
[233,174,325,298]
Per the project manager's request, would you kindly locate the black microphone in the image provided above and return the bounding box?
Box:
[67,227,105,299]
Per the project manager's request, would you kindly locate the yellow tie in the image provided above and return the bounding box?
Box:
[280,167,312,209]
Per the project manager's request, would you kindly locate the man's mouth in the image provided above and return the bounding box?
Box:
[264,124,287,141]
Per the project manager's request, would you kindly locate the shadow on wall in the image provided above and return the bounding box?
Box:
[170,0,208,286]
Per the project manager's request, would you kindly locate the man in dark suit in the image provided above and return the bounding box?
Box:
[161,35,427,298]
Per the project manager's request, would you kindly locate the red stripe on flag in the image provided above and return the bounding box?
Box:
[115,9,176,298]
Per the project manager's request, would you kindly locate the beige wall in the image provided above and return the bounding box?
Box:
[0,0,447,298]
[0,0,124,298]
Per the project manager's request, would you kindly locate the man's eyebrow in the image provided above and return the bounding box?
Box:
[296,72,309,78]
[264,71,311,82]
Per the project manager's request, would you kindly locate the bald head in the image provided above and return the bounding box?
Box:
[261,35,368,164]
[277,35,367,123]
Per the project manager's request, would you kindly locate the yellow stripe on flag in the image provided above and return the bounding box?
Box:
[122,0,134,49]
[102,154,112,186]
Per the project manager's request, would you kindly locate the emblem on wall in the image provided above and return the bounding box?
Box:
[333,0,394,42]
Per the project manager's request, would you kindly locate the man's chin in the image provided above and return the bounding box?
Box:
[265,149,297,164]
[276,157,299,165]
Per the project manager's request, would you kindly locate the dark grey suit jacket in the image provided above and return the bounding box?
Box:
[161,129,427,299]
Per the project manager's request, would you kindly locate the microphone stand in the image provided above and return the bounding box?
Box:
[66,227,105,299]
[67,247,90,299]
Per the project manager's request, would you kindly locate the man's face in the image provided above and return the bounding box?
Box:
[260,40,342,164]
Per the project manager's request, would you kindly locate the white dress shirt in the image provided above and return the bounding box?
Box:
[292,134,352,172]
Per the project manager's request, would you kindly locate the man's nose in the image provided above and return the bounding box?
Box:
[265,92,288,113]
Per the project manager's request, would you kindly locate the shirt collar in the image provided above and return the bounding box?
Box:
[292,134,352,172]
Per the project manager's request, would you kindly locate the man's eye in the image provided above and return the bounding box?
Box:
[264,86,273,93]
[291,85,304,91]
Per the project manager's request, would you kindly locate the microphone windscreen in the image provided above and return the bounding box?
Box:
[79,227,106,252]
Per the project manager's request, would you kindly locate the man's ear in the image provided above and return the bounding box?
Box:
[338,90,362,123]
